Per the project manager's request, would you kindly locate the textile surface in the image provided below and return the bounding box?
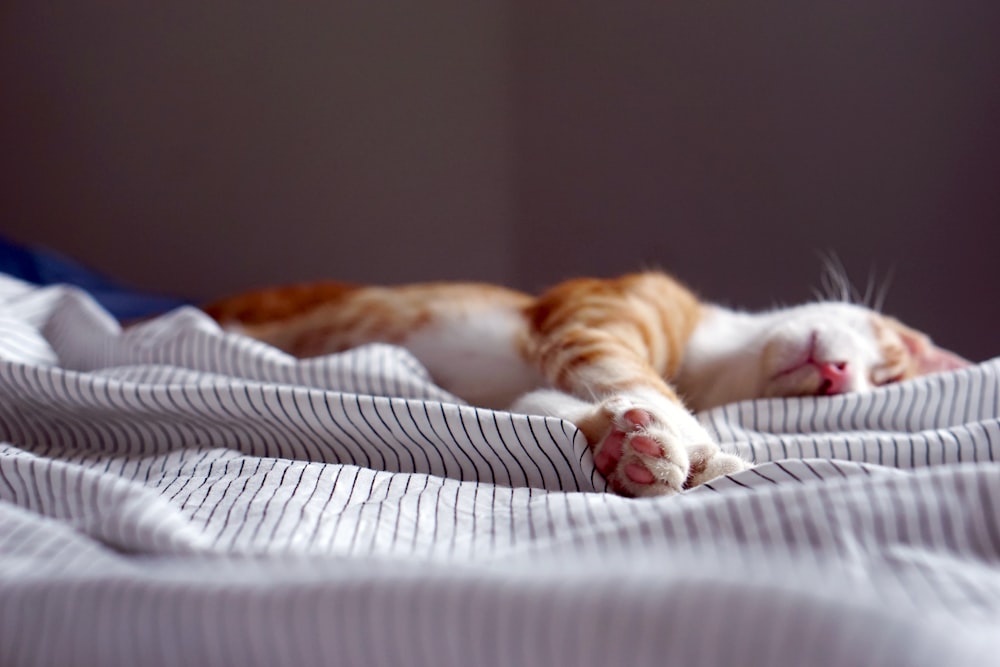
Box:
[1,276,998,667]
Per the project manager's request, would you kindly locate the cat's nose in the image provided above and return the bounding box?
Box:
[816,361,849,395]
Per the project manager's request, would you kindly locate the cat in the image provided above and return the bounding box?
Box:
[203,271,970,497]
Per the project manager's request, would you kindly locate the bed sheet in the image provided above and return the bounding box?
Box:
[1,275,998,667]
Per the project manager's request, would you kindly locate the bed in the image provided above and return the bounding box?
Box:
[1,273,999,667]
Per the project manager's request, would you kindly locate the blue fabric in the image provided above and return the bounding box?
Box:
[0,236,190,320]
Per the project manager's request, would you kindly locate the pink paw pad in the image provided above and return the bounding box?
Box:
[591,406,672,491]
[624,463,656,485]
[630,435,662,457]
[623,408,652,427]
[593,431,625,474]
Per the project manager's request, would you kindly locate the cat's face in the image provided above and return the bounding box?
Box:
[680,301,971,410]
[758,302,969,400]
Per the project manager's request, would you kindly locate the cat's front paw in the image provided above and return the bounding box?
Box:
[576,396,749,497]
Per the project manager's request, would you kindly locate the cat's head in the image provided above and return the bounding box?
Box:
[679,301,971,410]
[758,302,969,399]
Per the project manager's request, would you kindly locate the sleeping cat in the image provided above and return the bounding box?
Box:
[203,271,969,497]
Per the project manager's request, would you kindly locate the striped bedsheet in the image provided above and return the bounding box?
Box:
[1,274,998,667]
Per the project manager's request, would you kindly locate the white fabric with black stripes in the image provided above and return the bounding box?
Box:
[1,274,998,667]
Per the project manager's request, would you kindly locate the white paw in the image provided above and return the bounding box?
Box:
[575,396,751,497]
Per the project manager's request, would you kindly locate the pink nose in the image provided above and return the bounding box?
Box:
[816,361,849,395]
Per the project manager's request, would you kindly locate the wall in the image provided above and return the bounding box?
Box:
[511,1,1000,360]
[2,2,998,359]
[0,2,515,297]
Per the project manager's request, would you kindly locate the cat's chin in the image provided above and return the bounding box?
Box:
[764,366,857,399]
[678,374,765,412]
[764,332,855,397]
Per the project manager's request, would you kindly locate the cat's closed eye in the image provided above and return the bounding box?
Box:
[869,363,906,386]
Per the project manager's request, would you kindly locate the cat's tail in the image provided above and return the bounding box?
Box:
[203,281,361,327]
[202,281,363,356]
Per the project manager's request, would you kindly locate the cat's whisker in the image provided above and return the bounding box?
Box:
[819,251,871,305]
[818,263,838,302]
[873,266,896,313]
[844,271,862,304]
[818,250,850,303]
[823,250,849,301]
[862,270,877,308]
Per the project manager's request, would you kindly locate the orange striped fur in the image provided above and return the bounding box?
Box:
[204,272,701,408]
[206,282,532,359]
[524,273,701,402]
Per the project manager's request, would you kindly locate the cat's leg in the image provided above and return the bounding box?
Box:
[517,272,752,496]
[511,387,749,497]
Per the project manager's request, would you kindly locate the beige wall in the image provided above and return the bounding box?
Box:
[2,2,998,359]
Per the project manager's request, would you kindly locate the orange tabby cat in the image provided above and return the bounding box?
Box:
[204,271,969,497]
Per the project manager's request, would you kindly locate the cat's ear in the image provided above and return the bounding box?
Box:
[889,319,972,375]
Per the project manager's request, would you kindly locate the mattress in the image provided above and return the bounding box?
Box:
[1,275,998,667]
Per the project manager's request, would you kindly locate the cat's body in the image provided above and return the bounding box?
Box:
[204,271,969,497]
